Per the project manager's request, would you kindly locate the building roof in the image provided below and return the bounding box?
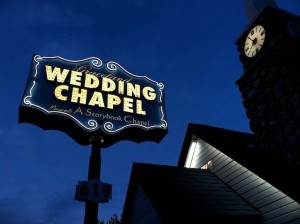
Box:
[178,123,300,204]
[122,162,261,224]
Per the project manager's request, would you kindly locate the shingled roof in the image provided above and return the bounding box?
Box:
[178,123,300,204]
[122,163,261,224]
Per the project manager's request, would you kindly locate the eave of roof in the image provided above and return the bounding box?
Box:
[178,123,300,203]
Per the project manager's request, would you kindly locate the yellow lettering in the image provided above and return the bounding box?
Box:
[85,73,99,89]
[107,94,121,109]
[71,87,87,104]
[143,86,156,100]
[102,77,116,92]
[46,65,69,83]
[88,92,105,107]
[118,80,125,95]
[54,85,69,101]
[70,71,82,86]
[136,100,146,115]
[127,83,140,98]
[123,97,134,113]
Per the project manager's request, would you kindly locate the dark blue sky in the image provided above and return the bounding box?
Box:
[1,0,300,223]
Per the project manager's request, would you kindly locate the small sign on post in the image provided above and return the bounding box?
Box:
[75,179,112,203]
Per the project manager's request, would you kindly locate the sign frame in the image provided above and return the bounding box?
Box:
[19,55,168,147]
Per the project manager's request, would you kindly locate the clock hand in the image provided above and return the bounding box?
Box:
[247,37,254,41]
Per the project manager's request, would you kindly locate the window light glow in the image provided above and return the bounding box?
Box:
[185,141,196,167]
[201,160,212,170]
[184,137,201,168]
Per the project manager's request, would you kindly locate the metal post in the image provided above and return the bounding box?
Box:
[84,135,102,224]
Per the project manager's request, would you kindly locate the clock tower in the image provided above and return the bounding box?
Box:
[236,2,300,166]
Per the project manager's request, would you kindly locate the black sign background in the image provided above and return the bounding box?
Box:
[19,55,168,147]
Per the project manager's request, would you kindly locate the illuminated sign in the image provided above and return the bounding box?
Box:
[19,55,168,147]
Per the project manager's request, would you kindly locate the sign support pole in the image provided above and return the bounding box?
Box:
[84,135,102,224]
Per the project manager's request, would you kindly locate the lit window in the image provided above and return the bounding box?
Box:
[201,160,212,170]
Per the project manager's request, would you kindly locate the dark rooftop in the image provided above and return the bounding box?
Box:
[122,162,261,224]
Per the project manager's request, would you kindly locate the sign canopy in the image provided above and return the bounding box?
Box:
[19,55,168,147]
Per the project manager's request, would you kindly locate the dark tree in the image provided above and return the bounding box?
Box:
[98,213,122,224]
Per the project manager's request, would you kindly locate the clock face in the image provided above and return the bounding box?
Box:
[244,25,266,58]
